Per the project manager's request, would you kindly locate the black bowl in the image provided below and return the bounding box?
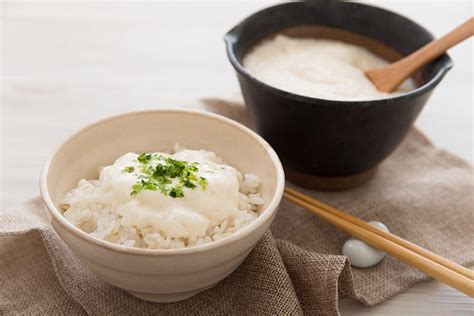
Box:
[224,1,452,190]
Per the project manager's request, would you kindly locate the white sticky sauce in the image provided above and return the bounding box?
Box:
[243,35,415,101]
[100,151,241,241]
[342,221,389,268]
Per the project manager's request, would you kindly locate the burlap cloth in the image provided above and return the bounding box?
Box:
[1,99,473,315]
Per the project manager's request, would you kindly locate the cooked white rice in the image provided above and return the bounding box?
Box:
[60,148,263,249]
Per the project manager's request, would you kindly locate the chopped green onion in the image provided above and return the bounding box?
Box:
[128,153,208,198]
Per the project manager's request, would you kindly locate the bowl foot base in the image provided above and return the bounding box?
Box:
[285,167,377,191]
[126,283,216,303]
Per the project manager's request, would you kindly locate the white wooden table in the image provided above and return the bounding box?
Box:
[1,1,473,314]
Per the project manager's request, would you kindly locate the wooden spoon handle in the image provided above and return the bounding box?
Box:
[399,18,473,76]
[368,17,474,92]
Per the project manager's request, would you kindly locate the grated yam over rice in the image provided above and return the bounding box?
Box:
[60,146,263,249]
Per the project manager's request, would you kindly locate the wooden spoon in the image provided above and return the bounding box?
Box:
[366,17,474,93]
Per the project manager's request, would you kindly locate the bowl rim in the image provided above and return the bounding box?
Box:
[40,108,285,256]
[224,1,453,106]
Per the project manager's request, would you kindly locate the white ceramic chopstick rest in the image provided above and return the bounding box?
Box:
[342,221,390,268]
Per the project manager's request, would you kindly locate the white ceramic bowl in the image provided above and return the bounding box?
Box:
[40,108,285,303]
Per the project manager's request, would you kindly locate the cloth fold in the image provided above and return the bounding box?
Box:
[1,99,473,315]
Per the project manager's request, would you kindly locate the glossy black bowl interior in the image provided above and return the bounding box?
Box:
[224,1,452,189]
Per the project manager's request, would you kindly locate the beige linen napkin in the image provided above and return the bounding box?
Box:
[1,99,473,315]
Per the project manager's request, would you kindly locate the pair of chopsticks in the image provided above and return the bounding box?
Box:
[283,186,474,297]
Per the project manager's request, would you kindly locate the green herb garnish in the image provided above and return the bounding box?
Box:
[169,186,184,198]
[125,153,208,198]
[122,166,135,173]
[137,153,153,164]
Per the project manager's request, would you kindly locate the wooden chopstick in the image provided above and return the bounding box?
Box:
[285,187,474,281]
[283,187,474,297]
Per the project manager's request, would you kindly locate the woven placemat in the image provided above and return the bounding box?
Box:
[1,99,472,315]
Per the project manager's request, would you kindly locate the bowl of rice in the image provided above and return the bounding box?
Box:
[40,108,284,303]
